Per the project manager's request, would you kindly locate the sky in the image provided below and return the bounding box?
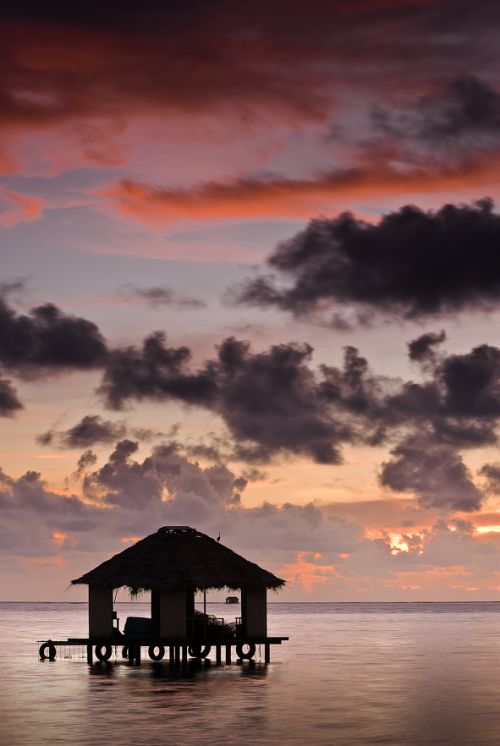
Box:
[4,0,500,601]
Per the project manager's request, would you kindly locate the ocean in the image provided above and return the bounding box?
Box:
[2,601,500,745]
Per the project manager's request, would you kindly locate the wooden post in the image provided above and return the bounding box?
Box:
[216,645,221,664]
[181,645,187,665]
[241,588,267,637]
[265,642,270,664]
[169,645,174,664]
[86,644,93,664]
[157,589,187,639]
[225,644,231,664]
[88,586,114,638]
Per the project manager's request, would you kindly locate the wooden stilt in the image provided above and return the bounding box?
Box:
[169,645,174,664]
[265,643,270,663]
[87,644,93,664]
[225,644,231,664]
[216,645,221,664]
[181,645,187,664]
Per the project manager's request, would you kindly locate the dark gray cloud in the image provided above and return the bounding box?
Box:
[118,285,206,310]
[408,330,446,364]
[236,199,500,323]
[380,435,482,512]
[0,441,368,582]
[82,439,163,509]
[82,439,244,510]
[98,331,217,410]
[11,470,79,513]
[0,298,108,376]
[4,289,500,466]
[39,416,173,448]
[214,338,352,464]
[38,415,127,449]
[0,373,22,416]
[97,329,500,461]
[384,342,500,448]
[372,77,500,153]
[241,467,268,482]
[479,462,500,493]
[439,344,500,418]
[99,336,390,464]
[73,449,98,478]
[0,279,28,301]
[6,444,500,600]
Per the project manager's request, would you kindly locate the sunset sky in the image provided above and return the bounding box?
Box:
[4,0,500,601]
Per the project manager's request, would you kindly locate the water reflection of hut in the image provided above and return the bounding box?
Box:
[59,526,287,665]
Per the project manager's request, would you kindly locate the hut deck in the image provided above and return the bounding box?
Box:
[38,635,288,664]
[38,636,288,645]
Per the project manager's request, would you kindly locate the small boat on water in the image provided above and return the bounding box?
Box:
[226,595,239,604]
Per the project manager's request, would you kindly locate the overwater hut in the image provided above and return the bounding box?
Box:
[43,526,287,665]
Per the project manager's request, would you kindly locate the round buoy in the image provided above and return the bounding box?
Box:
[148,644,165,661]
[39,641,56,661]
[95,643,112,662]
[236,642,256,660]
[188,644,211,659]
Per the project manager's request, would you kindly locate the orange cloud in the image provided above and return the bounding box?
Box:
[100,158,500,226]
[0,188,46,227]
[52,531,67,547]
[280,550,338,593]
[18,555,68,567]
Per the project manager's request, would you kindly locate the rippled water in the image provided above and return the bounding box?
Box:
[3,602,500,745]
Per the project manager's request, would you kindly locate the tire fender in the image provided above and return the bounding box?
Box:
[188,644,211,658]
[236,642,256,660]
[39,641,56,661]
[148,644,165,661]
[95,643,112,662]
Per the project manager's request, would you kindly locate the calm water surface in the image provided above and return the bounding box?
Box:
[2,602,500,745]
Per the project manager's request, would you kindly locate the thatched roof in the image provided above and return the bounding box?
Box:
[72,526,285,592]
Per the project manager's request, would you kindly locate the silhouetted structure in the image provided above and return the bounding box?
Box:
[38,526,287,665]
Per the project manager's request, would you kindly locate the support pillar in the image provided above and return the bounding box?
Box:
[241,588,267,637]
[265,643,270,664]
[133,644,141,664]
[225,644,231,664]
[86,644,93,664]
[216,645,221,664]
[88,586,113,639]
[157,589,187,639]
